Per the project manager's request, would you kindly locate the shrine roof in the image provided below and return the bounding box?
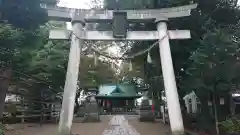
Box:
[96,84,141,98]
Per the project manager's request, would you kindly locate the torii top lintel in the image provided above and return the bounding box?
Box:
[47,4,197,22]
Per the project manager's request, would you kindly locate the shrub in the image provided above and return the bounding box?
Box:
[220,117,240,134]
[0,124,5,135]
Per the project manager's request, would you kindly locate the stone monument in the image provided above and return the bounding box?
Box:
[139,98,155,122]
[82,95,100,122]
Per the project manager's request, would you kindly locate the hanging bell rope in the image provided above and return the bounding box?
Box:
[94,52,98,66]
[111,61,114,69]
[147,51,152,64]
[129,60,133,71]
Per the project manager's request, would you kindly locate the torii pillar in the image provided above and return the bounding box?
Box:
[157,19,184,134]
[57,20,84,135]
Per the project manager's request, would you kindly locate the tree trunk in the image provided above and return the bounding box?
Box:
[0,67,12,122]
[198,94,215,134]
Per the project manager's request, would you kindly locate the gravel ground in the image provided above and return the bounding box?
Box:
[127,116,171,135]
[5,115,170,135]
[5,115,111,135]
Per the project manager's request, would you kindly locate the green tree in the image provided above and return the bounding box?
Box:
[0,0,51,119]
[179,26,240,127]
[0,24,42,120]
[79,55,117,87]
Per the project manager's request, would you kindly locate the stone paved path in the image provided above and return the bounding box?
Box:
[102,115,140,135]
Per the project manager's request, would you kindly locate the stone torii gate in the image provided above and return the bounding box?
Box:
[47,4,197,135]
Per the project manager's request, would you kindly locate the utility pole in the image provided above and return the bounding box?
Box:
[47,4,197,135]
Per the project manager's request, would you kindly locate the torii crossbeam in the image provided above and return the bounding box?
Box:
[47,4,197,135]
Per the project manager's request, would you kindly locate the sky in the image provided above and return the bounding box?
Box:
[58,0,89,9]
[58,0,102,9]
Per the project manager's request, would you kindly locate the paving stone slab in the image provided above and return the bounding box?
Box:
[103,115,140,135]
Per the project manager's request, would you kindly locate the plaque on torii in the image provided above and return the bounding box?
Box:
[48,4,197,135]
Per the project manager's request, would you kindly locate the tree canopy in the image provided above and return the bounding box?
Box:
[0,0,51,29]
